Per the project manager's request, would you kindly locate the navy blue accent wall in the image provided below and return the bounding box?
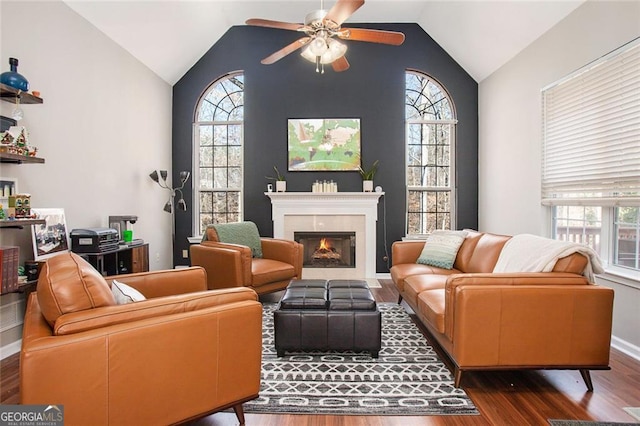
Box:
[172,23,478,271]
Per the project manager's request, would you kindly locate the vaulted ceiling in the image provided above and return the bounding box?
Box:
[63,0,585,85]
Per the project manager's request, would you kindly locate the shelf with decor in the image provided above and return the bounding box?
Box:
[0,151,45,164]
[0,218,46,229]
[0,83,43,104]
[1,83,45,164]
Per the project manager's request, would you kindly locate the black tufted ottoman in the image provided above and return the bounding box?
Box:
[274,279,382,357]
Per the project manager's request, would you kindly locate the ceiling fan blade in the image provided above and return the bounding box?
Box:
[261,37,311,65]
[324,0,365,26]
[331,56,350,72]
[338,28,405,45]
[246,18,303,32]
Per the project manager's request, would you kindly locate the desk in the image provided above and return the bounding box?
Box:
[75,243,149,276]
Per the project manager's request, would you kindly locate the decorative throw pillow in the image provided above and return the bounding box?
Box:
[417,230,468,269]
[203,221,263,258]
[111,280,146,304]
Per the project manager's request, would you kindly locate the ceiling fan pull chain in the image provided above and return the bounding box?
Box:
[315,56,321,73]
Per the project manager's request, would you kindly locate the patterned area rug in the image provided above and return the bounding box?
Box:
[244,303,479,416]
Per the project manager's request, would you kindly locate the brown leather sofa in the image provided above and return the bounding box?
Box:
[21,252,262,425]
[390,230,614,391]
[191,226,303,295]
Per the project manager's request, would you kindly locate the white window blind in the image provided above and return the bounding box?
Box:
[542,38,640,206]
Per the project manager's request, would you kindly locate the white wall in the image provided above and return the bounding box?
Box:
[479,0,640,356]
[1,0,173,269]
[1,0,173,355]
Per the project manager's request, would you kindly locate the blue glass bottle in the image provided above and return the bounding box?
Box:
[1,58,29,92]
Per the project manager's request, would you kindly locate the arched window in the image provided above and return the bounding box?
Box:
[194,72,244,234]
[405,70,457,235]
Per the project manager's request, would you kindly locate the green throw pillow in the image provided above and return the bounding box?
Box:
[203,222,263,258]
[416,230,468,269]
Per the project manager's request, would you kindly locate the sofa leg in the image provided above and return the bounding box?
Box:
[579,369,594,392]
[233,403,246,425]
[397,294,403,304]
[454,368,463,388]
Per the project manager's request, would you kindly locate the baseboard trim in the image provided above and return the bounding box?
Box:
[375,273,391,280]
[611,335,640,362]
[1,339,21,360]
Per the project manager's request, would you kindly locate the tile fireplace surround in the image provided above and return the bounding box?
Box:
[266,192,383,279]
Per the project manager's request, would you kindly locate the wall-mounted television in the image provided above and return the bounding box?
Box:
[287,118,361,171]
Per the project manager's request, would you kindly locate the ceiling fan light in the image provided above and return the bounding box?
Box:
[301,45,317,63]
[309,37,329,56]
[328,38,346,55]
[322,38,347,63]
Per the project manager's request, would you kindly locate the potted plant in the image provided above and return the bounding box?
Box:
[358,160,379,192]
[266,166,286,192]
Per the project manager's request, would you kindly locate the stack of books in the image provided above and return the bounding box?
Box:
[0,246,19,294]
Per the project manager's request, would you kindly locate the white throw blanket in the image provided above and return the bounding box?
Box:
[493,234,604,282]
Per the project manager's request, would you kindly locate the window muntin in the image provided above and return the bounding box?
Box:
[552,205,640,275]
[615,207,640,270]
[553,206,602,253]
[194,72,244,234]
[405,71,456,235]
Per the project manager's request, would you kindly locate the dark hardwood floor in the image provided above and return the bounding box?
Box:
[2,280,639,425]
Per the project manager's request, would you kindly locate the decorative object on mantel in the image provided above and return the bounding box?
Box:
[311,180,338,192]
[266,166,286,192]
[359,159,379,192]
[0,58,29,92]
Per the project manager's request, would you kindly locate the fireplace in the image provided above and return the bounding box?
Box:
[295,232,356,268]
[266,192,383,279]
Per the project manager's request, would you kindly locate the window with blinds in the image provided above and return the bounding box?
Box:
[541,38,640,206]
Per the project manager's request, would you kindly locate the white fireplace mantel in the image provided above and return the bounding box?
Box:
[266,192,384,279]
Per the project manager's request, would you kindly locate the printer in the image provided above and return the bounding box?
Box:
[70,228,120,253]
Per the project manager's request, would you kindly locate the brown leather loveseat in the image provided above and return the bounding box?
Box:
[21,252,262,425]
[390,230,614,391]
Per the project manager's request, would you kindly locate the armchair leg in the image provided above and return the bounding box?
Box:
[579,369,594,392]
[233,404,246,425]
[398,294,403,304]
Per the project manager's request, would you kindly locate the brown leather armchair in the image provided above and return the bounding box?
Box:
[190,223,303,295]
[21,252,262,426]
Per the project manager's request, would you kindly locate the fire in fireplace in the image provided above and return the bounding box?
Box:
[294,232,356,268]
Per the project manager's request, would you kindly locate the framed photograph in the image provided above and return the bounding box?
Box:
[31,208,70,260]
[0,177,17,202]
[288,118,361,171]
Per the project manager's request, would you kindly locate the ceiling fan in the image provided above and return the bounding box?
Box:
[246,0,405,73]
